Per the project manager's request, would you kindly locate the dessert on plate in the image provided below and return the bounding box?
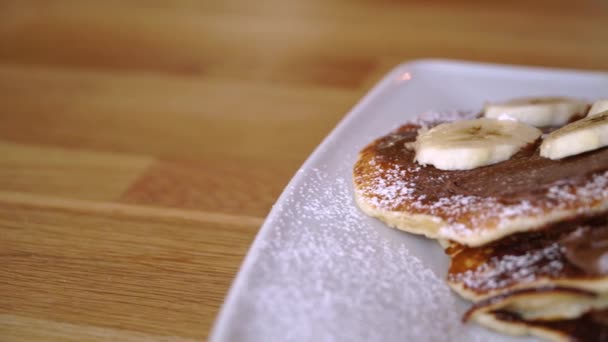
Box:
[354,97,608,341]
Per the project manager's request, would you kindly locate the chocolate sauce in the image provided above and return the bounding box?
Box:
[377,123,608,205]
[561,226,608,275]
[492,310,608,342]
[463,286,596,322]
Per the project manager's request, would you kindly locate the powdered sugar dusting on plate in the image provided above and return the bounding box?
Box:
[219,161,494,341]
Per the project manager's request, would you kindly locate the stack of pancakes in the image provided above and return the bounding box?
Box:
[354,106,608,341]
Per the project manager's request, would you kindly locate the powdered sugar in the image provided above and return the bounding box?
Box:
[414,110,479,125]
[216,162,497,341]
[451,243,565,292]
[547,172,608,205]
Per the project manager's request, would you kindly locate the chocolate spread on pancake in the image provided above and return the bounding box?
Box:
[462,286,596,323]
[383,123,608,204]
[492,310,608,342]
[561,226,608,275]
[448,216,608,295]
[354,113,608,246]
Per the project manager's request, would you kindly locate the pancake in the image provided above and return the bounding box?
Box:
[476,309,608,342]
[353,115,608,247]
[354,108,608,340]
[447,215,608,301]
[465,287,608,323]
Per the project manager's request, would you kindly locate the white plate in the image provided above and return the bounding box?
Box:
[211,60,608,342]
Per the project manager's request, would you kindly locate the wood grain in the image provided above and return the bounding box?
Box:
[0,141,151,201]
[0,65,356,163]
[1,0,607,340]
[0,201,259,340]
[120,159,295,217]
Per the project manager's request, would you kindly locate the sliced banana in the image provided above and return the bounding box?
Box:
[414,118,541,170]
[484,97,587,127]
[540,110,608,160]
[588,99,608,117]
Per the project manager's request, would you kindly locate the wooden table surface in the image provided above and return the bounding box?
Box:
[1,1,608,340]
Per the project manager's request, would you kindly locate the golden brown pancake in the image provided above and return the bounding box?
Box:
[354,110,608,340]
[465,287,608,323]
[446,212,608,340]
[479,309,608,342]
[447,215,608,301]
[353,116,608,247]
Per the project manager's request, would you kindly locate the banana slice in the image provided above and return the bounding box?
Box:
[540,110,608,160]
[484,97,587,127]
[588,99,608,117]
[415,118,541,170]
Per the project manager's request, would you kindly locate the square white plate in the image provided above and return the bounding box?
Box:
[211,60,608,342]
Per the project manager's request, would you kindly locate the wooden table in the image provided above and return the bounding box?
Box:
[1,1,607,340]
